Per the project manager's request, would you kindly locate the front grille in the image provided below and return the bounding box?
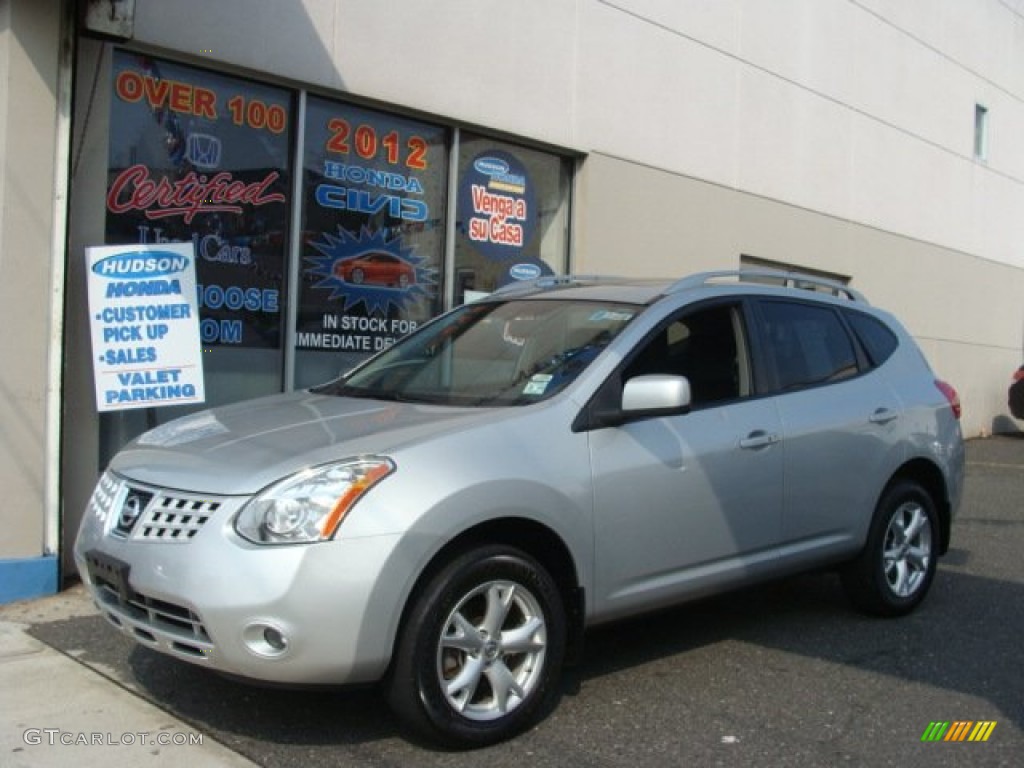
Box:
[88,471,122,525]
[87,472,224,543]
[135,495,221,541]
[94,579,211,645]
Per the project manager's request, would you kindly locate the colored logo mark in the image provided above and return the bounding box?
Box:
[92,251,189,279]
[921,721,997,742]
[509,263,543,281]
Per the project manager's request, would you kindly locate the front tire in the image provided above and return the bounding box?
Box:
[842,480,939,616]
[387,545,566,747]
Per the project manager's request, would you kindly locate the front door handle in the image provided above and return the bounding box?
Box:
[739,431,780,450]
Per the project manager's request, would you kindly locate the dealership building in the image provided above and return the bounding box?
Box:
[2,0,1022,601]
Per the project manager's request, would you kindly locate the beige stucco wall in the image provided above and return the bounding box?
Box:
[0,0,61,558]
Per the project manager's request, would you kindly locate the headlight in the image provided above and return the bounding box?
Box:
[234,457,395,545]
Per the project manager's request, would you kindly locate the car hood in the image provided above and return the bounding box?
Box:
[109,390,490,495]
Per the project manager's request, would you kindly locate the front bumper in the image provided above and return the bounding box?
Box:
[74,472,405,685]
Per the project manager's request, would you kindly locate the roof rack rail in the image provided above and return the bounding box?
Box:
[490,274,622,297]
[665,269,867,304]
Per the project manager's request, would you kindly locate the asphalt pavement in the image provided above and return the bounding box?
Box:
[2,435,1022,767]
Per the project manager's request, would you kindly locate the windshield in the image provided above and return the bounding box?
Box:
[314,299,638,406]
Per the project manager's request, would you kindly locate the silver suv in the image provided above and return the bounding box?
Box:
[75,270,964,746]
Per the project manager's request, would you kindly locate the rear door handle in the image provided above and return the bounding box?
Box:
[739,431,780,450]
[869,408,899,425]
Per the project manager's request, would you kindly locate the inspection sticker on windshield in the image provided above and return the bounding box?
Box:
[523,374,554,396]
[589,310,634,323]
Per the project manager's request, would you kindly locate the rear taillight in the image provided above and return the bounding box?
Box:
[935,380,961,420]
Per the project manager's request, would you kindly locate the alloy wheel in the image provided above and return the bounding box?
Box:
[882,501,933,598]
[435,579,548,721]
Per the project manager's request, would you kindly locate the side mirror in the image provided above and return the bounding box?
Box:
[575,374,692,432]
[622,374,692,414]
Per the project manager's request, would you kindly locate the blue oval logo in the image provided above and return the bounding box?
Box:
[92,251,190,280]
[509,263,543,281]
[474,157,510,177]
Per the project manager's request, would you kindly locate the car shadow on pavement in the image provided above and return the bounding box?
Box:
[570,566,1022,729]
[991,415,1022,436]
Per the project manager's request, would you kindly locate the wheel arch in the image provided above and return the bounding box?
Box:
[884,458,952,554]
[390,517,586,670]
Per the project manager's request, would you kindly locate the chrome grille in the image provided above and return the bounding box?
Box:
[87,471,122,525]
[87,472,223,543]
[135,495,221,541]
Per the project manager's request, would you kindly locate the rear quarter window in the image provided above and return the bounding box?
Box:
[845,310,899,368]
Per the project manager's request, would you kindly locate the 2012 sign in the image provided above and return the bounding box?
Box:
[326,118,428,170]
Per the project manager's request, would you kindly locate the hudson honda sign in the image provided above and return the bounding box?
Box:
[86,243,205,411]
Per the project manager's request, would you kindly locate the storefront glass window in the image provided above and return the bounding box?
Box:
[294,97,448,388]
[103,51,292,454]
[454,133,571,304]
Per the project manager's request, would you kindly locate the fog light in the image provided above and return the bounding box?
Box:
[264,626,287,651]
[242,622,291,658]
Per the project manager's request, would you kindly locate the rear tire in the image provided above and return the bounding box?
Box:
[842,480,939,617]
[1009,375,1024,420]
[387,545,566,748]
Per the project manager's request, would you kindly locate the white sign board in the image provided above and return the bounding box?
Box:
[86,243,205,412]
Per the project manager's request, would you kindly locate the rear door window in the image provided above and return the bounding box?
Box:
[757,301,859,392]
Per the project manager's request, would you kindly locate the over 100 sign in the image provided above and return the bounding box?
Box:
[86,243,205,412]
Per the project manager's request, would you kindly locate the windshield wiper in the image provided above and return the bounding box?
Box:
[331,386,455,405]
[314,384,393,400]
